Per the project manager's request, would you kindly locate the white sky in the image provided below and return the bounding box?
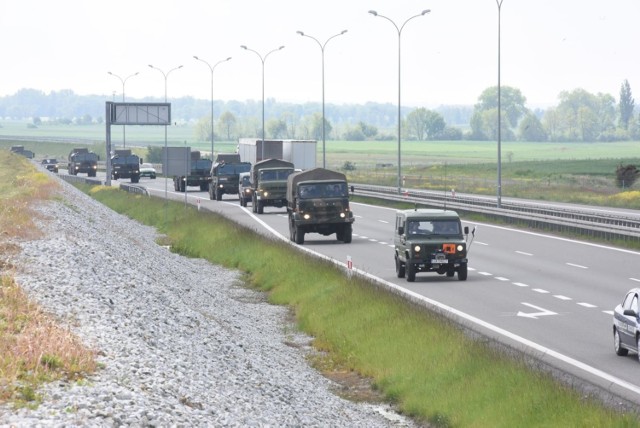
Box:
[1,0,637,108]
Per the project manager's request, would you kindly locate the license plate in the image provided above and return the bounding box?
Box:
[432,254,447,263]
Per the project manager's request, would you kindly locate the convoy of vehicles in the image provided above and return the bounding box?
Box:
[173,151,212,192]
[251,159,295,214]
[68,148,98,177]
[393,209,472,282]
[286,167,354,245]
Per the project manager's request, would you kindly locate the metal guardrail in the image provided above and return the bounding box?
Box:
[119,183,150,196]
[352,183,640,242]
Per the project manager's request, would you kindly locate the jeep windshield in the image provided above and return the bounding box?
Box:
[218,163,251,175]
[299,182,348,199]
[407,220,460,236]
[259,169,293,181]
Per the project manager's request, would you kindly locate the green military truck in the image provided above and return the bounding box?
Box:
[394,209,472,282]
[209,153,251,201]
[286,167,354,245]
[68,148,98,177]
[251,158,295,214]
[173,151,212,192]
[110,149,141,183]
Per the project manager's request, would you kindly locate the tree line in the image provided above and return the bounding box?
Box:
[1,80,638,142]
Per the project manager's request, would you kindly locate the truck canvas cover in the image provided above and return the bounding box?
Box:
[251,158,295,184]
[287,168,347,202]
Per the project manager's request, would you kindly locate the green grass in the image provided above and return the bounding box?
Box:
[83,184,639,427]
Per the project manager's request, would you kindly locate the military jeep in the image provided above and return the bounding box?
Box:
[394,209,471,282]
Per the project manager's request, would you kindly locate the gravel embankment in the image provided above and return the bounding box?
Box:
[0,179,414,427]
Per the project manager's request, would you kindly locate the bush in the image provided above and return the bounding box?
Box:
[615,164,639,188]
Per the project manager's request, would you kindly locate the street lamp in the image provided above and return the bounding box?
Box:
[296,30,347,169]
[148,64,183,208]
[107,71,139,148]
[240,44,285,161]
[496,0,504,208]
[369,9,430,195]
[193,55,232,160]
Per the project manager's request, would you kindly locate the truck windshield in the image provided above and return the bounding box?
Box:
[192,160,212,171]
[75,153,98,162]
[260,169,293,181]
[112,155,138,165]
[299,182,348,199]
[219,163,251,175]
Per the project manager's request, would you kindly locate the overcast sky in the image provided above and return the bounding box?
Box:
[1,0,637,108]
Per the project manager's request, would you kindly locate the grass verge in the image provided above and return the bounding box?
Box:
[0,151,97,408]
[84,184,639,427]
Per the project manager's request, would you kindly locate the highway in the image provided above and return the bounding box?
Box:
[97,172,640,405]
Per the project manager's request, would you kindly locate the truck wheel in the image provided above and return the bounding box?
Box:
[240,195,245,207]
[336,229,344,241]
[343,224,352,243]
[257,201,264,214]
[131,175,139,184]
[200,183,208,192]
[295,226,304,245]
[458,263,468,281]
[395,255,405,278]
[180,181,186,192]
[252,195,257,213]
[446,270,455,277]
[215,188,222,201]
[406,263,416,282]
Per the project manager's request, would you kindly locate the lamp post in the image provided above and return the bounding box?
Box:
[148,64,183,206]
[496,0,504,208]
[107,71,139,148]
[240,45,285,161]
[193,55,232,159]
[369,9,430,195]
[296,30,347,169]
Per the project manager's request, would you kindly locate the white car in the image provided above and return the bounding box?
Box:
[139,163,156,179]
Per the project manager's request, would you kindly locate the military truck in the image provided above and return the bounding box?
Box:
[68,148,98,177]
[251,159,295,214]
[10,145,35,159]
[238,171,253,207]
[393,208,472,282]
[286,167,354,245]
[110,149,141,183]
[173,151,212,192]
[209,153,251,201]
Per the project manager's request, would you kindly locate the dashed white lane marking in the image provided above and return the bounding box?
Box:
[513,282,529,287]
[516,251,533,256]
[369,239,377,242]
[495,277,510,281]
[603,310,614,315]
[533,288,550,294]
[378,219,389,224]
[478,272,493,276]
[630,278,640,283]
[577,302,597,308]
[554,295,572,301]
[475,241,489,246]
[566,262,588,269]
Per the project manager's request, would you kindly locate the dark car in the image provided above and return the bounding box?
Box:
[41,158,59,173]
[613,288,640,361]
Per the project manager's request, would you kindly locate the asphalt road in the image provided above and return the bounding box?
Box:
[96,172,640,405]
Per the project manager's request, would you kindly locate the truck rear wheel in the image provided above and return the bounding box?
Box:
[395,255,405,278]
[257,200,264,214]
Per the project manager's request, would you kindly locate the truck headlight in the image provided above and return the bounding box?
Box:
[339,212,346,218]
[457,245,464,252]
[303,213,311,220]
[413,245,421,253]
[263,191,269,197]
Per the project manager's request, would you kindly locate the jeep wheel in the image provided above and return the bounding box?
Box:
[614,329,628,356]
[295,226,304,245]
[343,224,352,243]
[395,256,405,278]
[406,262,416,282]
[458,263,468,281]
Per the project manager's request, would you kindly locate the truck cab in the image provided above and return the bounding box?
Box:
[394,209,470,282]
